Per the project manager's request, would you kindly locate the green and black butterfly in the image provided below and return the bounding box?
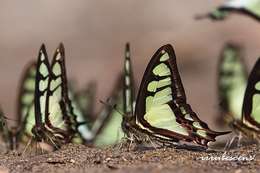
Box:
[89,75,125,147]
[24,43,77,149]
[18,60,94,146]
[196,0,260,21]
[74,82,96,122]
[0,62,37,151]
[122,44,230,149]
[217,43,248,126]
[69,83,94,144]
[17,61,37,144]
[219,51,260,143]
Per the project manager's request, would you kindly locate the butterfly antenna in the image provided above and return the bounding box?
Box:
[99,100,124,116]
[194,13,209,20]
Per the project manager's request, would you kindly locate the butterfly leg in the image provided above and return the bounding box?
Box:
[146,135,157,149]
[22,137,33,155]
[224,135,238,150]
[237,132,243,147]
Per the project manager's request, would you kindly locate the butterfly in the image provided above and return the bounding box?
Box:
[25,43,77,149]
[217,43,248,126]
[0,62,36,151]
[219,54,260,142]
[89,74,125,147]
[121,44,230,149]
[196,0,260,21]
[0,108,13,150]
[68,83,95,144]
[17,61,37,144]
[1,62,36,150]
[17,58,93,146]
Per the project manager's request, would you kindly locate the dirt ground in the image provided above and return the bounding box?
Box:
[0,142,259,173]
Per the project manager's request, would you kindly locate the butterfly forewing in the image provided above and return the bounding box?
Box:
[35,45,51,128]
[242,58,260,130]
[134,44,228,146]
[218,43,247,123]
[123,43,135,115]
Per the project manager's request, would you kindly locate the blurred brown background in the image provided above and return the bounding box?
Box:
[1,0,260,129]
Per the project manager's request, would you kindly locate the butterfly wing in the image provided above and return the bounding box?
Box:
[134,44,228,146]
[218,43,247,124]
[69,85,93,143]
[123,43,135,116]
[74,81,96,121]
[198,0,260,21]
[242,58,260,130]
[43,43,75,144]
[34,44,51,133]
[17,61,37,140]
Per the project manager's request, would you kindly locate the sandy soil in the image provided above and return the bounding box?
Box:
[0,143,259,173]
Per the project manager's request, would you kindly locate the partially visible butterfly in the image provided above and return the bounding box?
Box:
[17,61,37,144]
[90,74,125,147]
[217,43,248,126]
[226,58,260,142]
[74,82,96,121]
[28,43,77,149]
[69,83,94,144]
[195,0,260,21]
[0,107,18,151]
[122,44,230,149]
[0,61,37,151]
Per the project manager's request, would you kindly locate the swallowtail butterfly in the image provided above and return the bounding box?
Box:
[196,0,260,21]
[217,43,248,126]
[29,43,77,148]
[122,44,230,149]
[218,46,260,141]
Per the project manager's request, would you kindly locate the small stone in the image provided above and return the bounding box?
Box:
[0,166,9,173]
